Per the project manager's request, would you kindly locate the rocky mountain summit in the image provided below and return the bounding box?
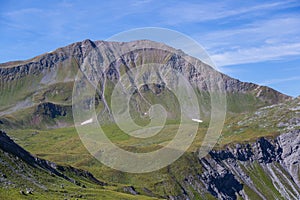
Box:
[0,39,289,100]
[0,39,290,128]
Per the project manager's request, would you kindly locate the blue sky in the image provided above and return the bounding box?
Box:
[1,0,300,97]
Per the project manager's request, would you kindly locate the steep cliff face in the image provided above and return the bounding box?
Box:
[165,130,300,200]
[198,131,300,200]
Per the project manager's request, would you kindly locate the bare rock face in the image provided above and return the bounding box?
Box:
[200,157,245,199]
[123,186,139,195]
[278,129,300,187]
[183,131,300,200]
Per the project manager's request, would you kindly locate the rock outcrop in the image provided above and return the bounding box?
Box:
[174,129,300,200]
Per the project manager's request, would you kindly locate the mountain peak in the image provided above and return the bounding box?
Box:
[0,39,291,122]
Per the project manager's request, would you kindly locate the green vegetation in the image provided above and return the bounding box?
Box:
[1,93,293,199]
[5,125,205,193]
[0,184,161,200]
[0,142,163,200]
[2,93,291,199]
[242,162,283,199]
[0,50,296,199]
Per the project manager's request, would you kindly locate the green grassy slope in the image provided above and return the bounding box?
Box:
[0,131,163,200]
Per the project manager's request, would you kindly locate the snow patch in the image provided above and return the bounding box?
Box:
[81,118,93,125]
[192,118,203,123]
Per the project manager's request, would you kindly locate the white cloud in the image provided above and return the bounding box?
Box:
[161,0,298,24]
[211,43,300,67]
[193,14,300,67]
[4,8,43,17]
[259,76,300,86]
[202,16,300,49]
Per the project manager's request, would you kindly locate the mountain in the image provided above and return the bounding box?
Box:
[0,39,298,199]
[0,39,290,129]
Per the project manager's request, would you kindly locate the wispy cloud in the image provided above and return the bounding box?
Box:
[203,16,300,48]
[211,43,300,67]
[195,14,300,67]
[259,76,300,86]
[4,8,43,17]
[153,0,300,72]
[131,0,153,6]
[161,0,298,24]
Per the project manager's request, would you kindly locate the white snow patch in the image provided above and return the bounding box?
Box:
[81,118,93,125]
[192,118,203,123]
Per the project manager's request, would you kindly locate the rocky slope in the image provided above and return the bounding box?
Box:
[0,39,288,101]
[0,39,290,129]
[168,97,300,200]
[197,130,300,200]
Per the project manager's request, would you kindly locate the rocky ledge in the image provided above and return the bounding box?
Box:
[178,129,300,200]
